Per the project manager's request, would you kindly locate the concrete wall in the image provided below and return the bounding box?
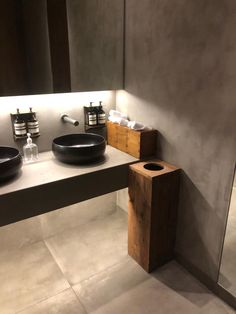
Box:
[116,0,236,281]
[67,0,124,92]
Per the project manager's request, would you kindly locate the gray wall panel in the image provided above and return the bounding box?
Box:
[67,0,124,91]
[117,0,236,281]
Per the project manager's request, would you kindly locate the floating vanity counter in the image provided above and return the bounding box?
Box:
[0,146,138,227]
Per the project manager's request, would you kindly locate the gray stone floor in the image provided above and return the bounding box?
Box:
[0,208,234,314]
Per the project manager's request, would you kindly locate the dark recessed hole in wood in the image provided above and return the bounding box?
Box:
[143,163,164,171]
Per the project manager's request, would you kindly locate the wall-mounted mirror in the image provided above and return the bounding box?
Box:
[218,166,236,296]
[0,0,124,97]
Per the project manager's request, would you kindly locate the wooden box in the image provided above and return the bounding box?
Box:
[128,160,180,272]
[107,121,157,159]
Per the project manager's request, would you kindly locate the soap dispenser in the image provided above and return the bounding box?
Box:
[97,101,106,125]
[23,133,39,163]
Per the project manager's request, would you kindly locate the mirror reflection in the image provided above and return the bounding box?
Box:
[218,167,236,295]
[0,0,124,97]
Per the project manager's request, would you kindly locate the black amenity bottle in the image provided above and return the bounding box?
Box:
[97,101,106,125]
[87,102,97,126]
[13,108,27,138]
[27,107,40,136]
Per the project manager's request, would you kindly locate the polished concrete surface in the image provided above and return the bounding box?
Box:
[219,183,236,296]
[117,0,236,282]
[0,146,137,197]
[0,207,234,314]
[0,146,137,228]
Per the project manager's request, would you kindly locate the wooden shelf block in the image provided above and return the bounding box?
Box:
[128,160,180,272]
[107,121,157,159]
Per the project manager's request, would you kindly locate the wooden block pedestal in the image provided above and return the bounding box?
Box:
[128,160,180,272]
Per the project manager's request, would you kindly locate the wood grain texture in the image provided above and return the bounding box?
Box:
[107,122,118,148]
[107,121,157,158]
[128,160,180,272]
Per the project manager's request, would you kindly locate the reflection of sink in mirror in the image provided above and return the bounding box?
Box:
[52,133,106,164]
[0,146,22,182]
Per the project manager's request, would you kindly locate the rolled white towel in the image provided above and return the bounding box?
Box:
[109,110,128,120]
[108,115,122,124]
[108,116,129,127]
[128,120,145,131]
[119,118,129,127]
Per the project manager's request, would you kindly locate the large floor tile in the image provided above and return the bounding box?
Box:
[45,209,128,285]
[39,192,116,239]
[152,262,235,314]
[74,258,234,314]
[0,241,70,314]
[73,256,150,313]
[200,298,235,314]
[18,288,86,314]
[0,216,41,252]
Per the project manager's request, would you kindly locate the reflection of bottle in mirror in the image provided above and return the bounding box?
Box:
[23,133,39,163]
[97,101,106,125]
[27,107,40,136]
[14,108,27,138]
[88,102,97,126]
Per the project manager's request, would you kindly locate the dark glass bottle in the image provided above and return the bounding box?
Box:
[14,108,27,137]
[27,107,40,136]
[97,101,106,125]
[87,102,97,126]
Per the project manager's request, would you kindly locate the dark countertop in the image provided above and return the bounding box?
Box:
[0,145,137,227]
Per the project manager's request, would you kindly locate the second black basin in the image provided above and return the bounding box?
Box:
[0,146,22,182]
[52,133,106,164]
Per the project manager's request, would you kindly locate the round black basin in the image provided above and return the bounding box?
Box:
[0,146,22,182]
[52,133,106,164]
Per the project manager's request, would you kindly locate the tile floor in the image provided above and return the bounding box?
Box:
[0,207,234,314]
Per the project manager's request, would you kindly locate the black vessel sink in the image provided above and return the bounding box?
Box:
[0,146,22,182]
[52,133,106,164]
